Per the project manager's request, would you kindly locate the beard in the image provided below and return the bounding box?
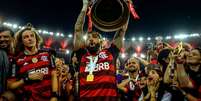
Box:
[87,43,100,54]
[0,40,9,49]
[128,66,138,73]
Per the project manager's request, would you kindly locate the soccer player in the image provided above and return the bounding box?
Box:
[0,26,15,101]
[8,24,58,101]
[73,0,128,100]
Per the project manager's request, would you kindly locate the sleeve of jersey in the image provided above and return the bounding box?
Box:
[108,44,120,59]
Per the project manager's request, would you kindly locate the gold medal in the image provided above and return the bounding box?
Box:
[86,74,94,82]
[32,57,38,63]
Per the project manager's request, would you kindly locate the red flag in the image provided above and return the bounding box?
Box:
[128,0,140,19]
[87,6,92,32]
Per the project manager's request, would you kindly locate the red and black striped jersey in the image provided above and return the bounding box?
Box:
[78,44,120,101]
[15,51,54,101]
[125,81,142,101]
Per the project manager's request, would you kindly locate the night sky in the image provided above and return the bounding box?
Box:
[0,0,201,37]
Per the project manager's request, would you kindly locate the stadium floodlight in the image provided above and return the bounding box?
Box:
[12,24,18,29]
[139,37,143,41]
[174,34,188,39]
[60,33,64,37]
[131,37,136,41]
[68,34,73,38]
[42,30,48,34]
[56,33,60,36]
[65,49,70,54]
[147,37,151,41]
[190,33,199,37]
[18,26,22,29]
[6,23,12,27]
[165,36,172,40]
[49,32,54,35]
[38,30,42,33]
[3,22,7,25]
[155,36,163,40]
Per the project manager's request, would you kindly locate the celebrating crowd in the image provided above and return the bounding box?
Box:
[0,0,201,101]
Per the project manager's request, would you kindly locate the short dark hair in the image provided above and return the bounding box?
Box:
[158,48,170,62]
[87,31,102,39]
[147,64,163,77]
[0,26,14,37]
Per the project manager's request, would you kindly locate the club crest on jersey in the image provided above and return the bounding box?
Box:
[98,52,108,59]
[41,56,48,61]
[23,62,29,66]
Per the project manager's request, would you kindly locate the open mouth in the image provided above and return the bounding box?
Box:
[140,82,145,85]
[148,77,153,81]
[89,43,95,47]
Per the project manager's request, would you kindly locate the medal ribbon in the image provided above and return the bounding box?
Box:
[128,0,140,20]
[87,6,92,32]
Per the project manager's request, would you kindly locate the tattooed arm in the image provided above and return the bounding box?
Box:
[73,0,89,51]
[112,20,129,50]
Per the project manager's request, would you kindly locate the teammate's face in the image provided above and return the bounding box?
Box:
[139,76,147,88]
[22,30,37,48]
[0,31,12,49]
[147,70,160,82]
[186,49,201,65]
[125,58,140,73]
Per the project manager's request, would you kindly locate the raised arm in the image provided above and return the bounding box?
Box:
[112,20,129,50]
[176,51,193,88]
[73,0,89,51]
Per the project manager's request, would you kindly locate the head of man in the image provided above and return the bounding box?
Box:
[125,57,140,74]
[146,64,163,83]
[15,26,42,52]
[86,31,102,54]
[0,26,14,51]
[186,48,201,66]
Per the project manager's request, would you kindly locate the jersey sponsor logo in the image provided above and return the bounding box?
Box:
[85,62,110,72]
[98,52,108,59]
[28,67,49,75]
[41,56,48,61]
